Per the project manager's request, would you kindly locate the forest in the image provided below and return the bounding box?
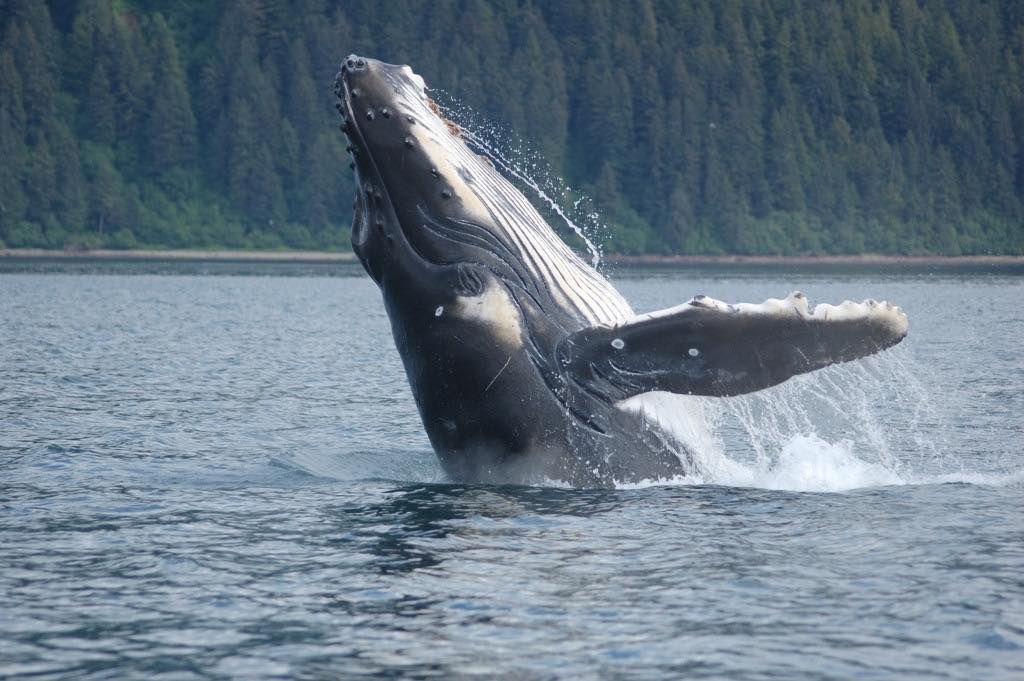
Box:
[1,0,1022,255]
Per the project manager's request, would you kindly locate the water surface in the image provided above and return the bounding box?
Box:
[1,259,1022,679]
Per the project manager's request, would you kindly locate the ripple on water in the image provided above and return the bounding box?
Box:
[1,264,1023,679]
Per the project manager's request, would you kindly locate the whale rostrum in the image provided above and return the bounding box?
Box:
[334,55,908,487]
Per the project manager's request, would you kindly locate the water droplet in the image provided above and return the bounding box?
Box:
[365,109,374,121]
[435,306,444,317]
[688,348,700,357]
[611,338,625,350]
[381,107,391,118]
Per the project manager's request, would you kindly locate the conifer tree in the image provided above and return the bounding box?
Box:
[0,49,26,239]
[0,0,1021,253]
[142,14,197,174]
[83,61,115,145]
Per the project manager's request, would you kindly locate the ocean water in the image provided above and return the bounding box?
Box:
[1,259,1022,680]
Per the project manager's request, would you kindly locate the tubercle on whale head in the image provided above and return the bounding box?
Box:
[334,54,486,285]
[334,55,464,195]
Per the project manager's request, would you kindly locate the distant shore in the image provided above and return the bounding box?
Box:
[606,253,1024,266]
[3,248,1024,267]
[1,248,358,263]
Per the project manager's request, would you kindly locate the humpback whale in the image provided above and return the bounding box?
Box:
[334,55,908,486]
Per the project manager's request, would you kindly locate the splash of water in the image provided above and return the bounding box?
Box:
[622,347,1019,493]
[279,347,1022,492]
[433,91,607,269]
[338,90,1015,493]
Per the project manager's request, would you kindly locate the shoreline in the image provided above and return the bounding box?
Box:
[1,248,358,263]
[3,248,1024,267]
[606,253,1024,266]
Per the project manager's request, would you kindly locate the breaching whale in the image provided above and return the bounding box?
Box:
[334,55,908,486]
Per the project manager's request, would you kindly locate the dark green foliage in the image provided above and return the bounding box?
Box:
[142,14,196,174]
[2,0,1023,254]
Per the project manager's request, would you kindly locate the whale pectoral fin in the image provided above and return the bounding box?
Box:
[556,293,908,399]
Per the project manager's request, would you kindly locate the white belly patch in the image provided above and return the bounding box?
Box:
[454,285,523,348]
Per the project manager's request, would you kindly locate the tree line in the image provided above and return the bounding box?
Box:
[1,0,1022,255]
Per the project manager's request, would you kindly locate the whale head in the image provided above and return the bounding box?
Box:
[334,55,633,325]
[334,55,442,284]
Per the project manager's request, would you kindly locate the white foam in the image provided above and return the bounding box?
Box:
[618,391,753,485]
[749,435,904,491]
[615,350,1022,493]
[614,474,702,490]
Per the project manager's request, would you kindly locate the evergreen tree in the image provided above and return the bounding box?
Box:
[0,0,1021,254]
[0,49,26,240]
[142,13,197,174]
[82,60,115,145]
[50,123,87,233]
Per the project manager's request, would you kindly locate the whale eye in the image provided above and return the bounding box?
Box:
[611,338,625,350]
[688,348,700,357]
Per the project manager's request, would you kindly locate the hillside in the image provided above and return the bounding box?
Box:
[2,0,1022,254]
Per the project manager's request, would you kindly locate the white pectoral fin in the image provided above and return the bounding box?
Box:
[556,292,908,399]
